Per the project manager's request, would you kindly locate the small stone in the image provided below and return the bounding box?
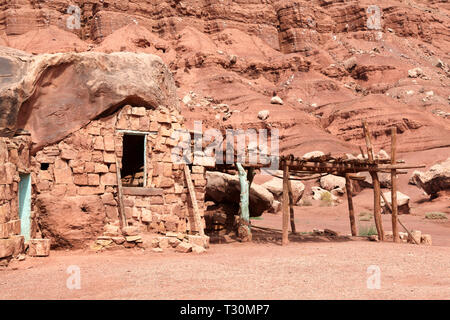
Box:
[111,237,125,245]
[270,96,284,105]
[125,235,142,242]
[421,234,432,245]
[192,245,206,254]
[152,248,163,253]
[408,230,422,244]
[368,235,379,242]
[258,110,270,121]
[122,226,139,236]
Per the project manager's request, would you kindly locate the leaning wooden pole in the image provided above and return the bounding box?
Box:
[115,158,127,229]
[345,174,357,236]
[390,127,400,243]
[362,121,384,241]
[282,163,290,245]
[183,164,205,237]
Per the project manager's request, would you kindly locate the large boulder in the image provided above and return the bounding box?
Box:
[381,191,411,214]
[206,171,273,217]
[261,172,305,204]
[0,46,178,151]
[35,194,107,249]
[358,172,392,188]
[410,158,450,196]
[320,174,346,191]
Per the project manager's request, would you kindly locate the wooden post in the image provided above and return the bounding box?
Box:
[287,178,296,234]
[237,163,251,241]
[345,174,357,236]
[362,121,384,241]
[282,163,290,245]
[183,164,205,237]
[390,127,400,243]
[115,158,127,229]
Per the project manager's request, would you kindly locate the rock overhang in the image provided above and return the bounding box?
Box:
[0,46,179,152]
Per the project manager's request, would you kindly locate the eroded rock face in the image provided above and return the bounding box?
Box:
[411,158,450,196]
[35,194,107,249]
[0,47,178,152]
[206,171,273,217]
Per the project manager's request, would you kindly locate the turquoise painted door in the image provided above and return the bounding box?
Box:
[18,173,31,241]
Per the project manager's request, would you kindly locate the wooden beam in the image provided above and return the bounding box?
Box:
[282,163,290,245]
[345,174,357,236]
[362,121,384,241]
[391,127,400,243]
[183,164,205,237]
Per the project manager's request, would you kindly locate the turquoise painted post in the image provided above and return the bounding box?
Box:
[19,173,31,242]
[236,163,251,239]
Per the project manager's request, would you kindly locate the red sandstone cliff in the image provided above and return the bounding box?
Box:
[0,0,449,157]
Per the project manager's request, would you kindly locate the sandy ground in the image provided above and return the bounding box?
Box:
[1,148,449,300]
[0,240,449,300]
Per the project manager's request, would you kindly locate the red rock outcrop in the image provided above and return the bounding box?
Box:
[0,0,449,157]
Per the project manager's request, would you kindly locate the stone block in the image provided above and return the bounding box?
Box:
[0,222,9,239]
[8,219,20,235]
[103,152,116,164]
[73,174,88,186]
[93,136,104,150]
[101,193,116,206]
[175,241,192,253]
[11,235,24,256]
[95,163,109,173]
[27,239,51,257]
[104,135,115,152]
[188,235,210,248]
[0,238,14,258]
[101,173,117,186]
[0,202,10,223]
[88,174,100,186]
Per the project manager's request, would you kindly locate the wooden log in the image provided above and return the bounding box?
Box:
[183,164,205,237]
[287,177,296,234]
[282,163,290,245]
[362,121,384,241]
[115,158,127,229]
[391,127,400,243]
[345,174,357,236]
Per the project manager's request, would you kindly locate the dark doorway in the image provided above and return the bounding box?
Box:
[121,134,145,187]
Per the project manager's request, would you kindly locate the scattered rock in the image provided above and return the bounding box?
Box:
[192,244,207,254]
[261,173,305,203]
[27,239,51,257]
[408,230,422,244]
[257,110,270,121]
[270,95,284,105]
[343,56,357,70]
[421,234,432,245]
[175,241,193,253]
[408,67,424,78]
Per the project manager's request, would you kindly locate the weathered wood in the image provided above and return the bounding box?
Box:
[362,121,384,241]
[183,164,205,237]
[115,158,127,229]
[282,163,290,245]
[237,163,251,241]
[390,127,400,243]
[287,177,296,234]
[345,174,357,236]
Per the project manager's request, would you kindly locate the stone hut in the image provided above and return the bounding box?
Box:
[0,47,207,262]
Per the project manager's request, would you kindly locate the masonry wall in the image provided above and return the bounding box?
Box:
[0,135,31,263]
[32,105,206,249]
